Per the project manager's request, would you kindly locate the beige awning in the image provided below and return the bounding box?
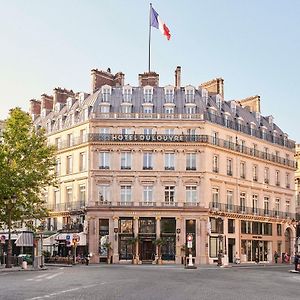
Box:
[15,231,34,247]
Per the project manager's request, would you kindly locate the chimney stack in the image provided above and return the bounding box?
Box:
[29,99,41,121]
[238,95,261,113]
[175,66,181,90]
[41,94,53,110]
[91,68,125,92]
[53,87,74,109]
[200,78,224,98]
[138,72,159,87]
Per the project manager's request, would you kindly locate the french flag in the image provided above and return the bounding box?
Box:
[150,5,171,41]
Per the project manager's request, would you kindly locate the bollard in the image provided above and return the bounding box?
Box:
[22,261,27,270]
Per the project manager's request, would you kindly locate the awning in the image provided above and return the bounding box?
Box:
[43,233,59,246]
[0,232,22,241]
[55,232,87,246]
[15,231,34,247]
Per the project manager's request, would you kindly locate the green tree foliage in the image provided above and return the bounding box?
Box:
[0,108,57,229]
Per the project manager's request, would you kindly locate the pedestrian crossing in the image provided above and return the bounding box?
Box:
[25,272,63,282]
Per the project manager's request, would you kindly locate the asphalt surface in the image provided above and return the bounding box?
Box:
[0,264,299,300]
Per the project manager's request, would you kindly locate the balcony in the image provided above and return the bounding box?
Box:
[94,200,112,206]
[186,167,196,171]
[209,202,295,219]
[139,201,156,207]
[117,201,134,206]
[165,166,175,171]
[213,168,219,173]
[143,166,153,170]
[99,166,110,170]
[227,171,233,176]
[162,201,178,207]
[46,201,85,212]
[184,202,200,207]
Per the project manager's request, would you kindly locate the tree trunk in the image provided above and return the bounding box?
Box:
[6,210,12,268]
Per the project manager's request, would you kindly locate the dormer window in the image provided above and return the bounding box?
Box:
[216,95,222,110]
[237,117,244,132]
[41,109,47,118]
[224,113,230,128]
[202,88,208,105]
[255,112,261,124]
[67,97,75,110]
[250,122,256,136]
[164,107,174,114]
[230,101,236,116]
[101,85,111,102]
[261,127,267,140]
[121,106,132,113]
[164,86,174,103]
[267,115,273,129]
[55,102,63,113]
[185,86,195,103]
[123,85,132,103]
[144,86,153,103]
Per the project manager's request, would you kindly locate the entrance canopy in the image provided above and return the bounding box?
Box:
[15,231,34,247]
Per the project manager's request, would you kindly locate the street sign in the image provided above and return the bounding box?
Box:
[66,234,71,240]
[187,241,192,248]
[0,235,5,244]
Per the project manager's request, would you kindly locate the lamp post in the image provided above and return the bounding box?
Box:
[4,194,17,269]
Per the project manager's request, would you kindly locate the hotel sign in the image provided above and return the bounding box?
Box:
[90,133,207,143]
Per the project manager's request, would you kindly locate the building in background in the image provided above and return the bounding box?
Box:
[294,144,300,253]
[30,67,297,265]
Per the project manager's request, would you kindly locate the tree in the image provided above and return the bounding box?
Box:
[0,108,57,268]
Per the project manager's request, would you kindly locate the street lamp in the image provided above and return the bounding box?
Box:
[4,194,17,269]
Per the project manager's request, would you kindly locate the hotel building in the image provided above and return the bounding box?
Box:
[30,67,297,264]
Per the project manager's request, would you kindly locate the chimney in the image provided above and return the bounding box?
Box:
[175,66,181,90]
[29,99,41,121]
[200,78,224,98]
[41,94,53,110]
[238,95,261,113]
[91,68,125,92]
[138,72,159,87]
[53,87,74,109]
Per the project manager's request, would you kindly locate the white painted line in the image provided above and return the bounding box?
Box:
[45,272,63,280]
[26,284,97,300]
[26,273,50,281]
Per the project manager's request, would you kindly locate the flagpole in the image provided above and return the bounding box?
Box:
[148,3,152,72]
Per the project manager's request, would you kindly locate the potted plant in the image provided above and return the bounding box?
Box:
[127,237,139,264]
[153,238,165,264]
[103,241,112,264]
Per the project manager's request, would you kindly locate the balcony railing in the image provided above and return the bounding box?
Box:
[46,201,85,212]
[184,202,200,207]
[117,201,134,206]
[162,201,178,207]
[139,201,156,207]
[209,202,295,219]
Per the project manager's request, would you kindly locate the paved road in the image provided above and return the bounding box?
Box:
[0,264,299,300]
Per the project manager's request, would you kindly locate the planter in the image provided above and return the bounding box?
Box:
[157,257,163,265]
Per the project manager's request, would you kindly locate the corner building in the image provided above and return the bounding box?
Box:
[31,67,297,264]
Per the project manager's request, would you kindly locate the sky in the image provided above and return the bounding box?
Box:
[0,0,299,142]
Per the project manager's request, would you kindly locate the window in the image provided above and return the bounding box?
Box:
[164,107,174,115]
[264,167,269,184]
[144,128,153,135]
[67,133,73,147]
[66,187,72,203]
[253,165,258,181]
[227,190,233,211]
[240,161,246,179]
[123,86,132,102]
[121,105,132,113]
[252,194,258,214]
[186,186,197,203]
[286,173,290,188]
[101,86,111,102]
[212,188,219,208]
[80,129,87,143]
[79,185,86,203]
[165,128,175,135]
[55,137,61,149]
[143,107,153,114]
[286,200,290,215]
[275,170,280,186]
[53,189,60,208]
[121,128,132,135]
[227,158,233,176]
[213,155,219,173]
[212,131,219,145]
[186,153,196,170]
[143,152,153,170]
[165,153,175,170]
[144,87,153,103]
[79,152,86,172]
[165,186,175,204]
[121,152,131,170]
[185,87,195,103]
[275,198,280,217]
[99,185,110,203]
[185,106,196,114]
[264,197,269,215]
[66,155,73,174]
[121,186,132,203]
[228,219,235,234]
[99,152,110,169]
[100,106,110,113]
[55,159,61,176]
[240,192,246,213]
[277,224,282,236]
[165,88,174,103]
[143,186,153,203]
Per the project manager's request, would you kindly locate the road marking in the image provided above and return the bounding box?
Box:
[26,273,50,281]
[26,284,97,300]
[26,272,63,282]
[45,272,63,280]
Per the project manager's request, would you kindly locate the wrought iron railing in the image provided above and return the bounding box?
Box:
[209,202,295,219]
[46,201,85,212]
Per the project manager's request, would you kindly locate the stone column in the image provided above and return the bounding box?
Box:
[200,217,208,264]
[176,217,183,264]
[88,216,99,263]
[155,216,161,261]
[195,218,201,265]
[133,216,139,261]
[112,216,119,263]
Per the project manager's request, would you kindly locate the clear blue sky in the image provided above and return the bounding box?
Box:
[0,0,299,142]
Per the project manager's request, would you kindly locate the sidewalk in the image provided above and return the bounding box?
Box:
[0,264,47,272]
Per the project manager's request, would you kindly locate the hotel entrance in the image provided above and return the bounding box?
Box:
[140,239,155,261]
[138,218,156,262]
